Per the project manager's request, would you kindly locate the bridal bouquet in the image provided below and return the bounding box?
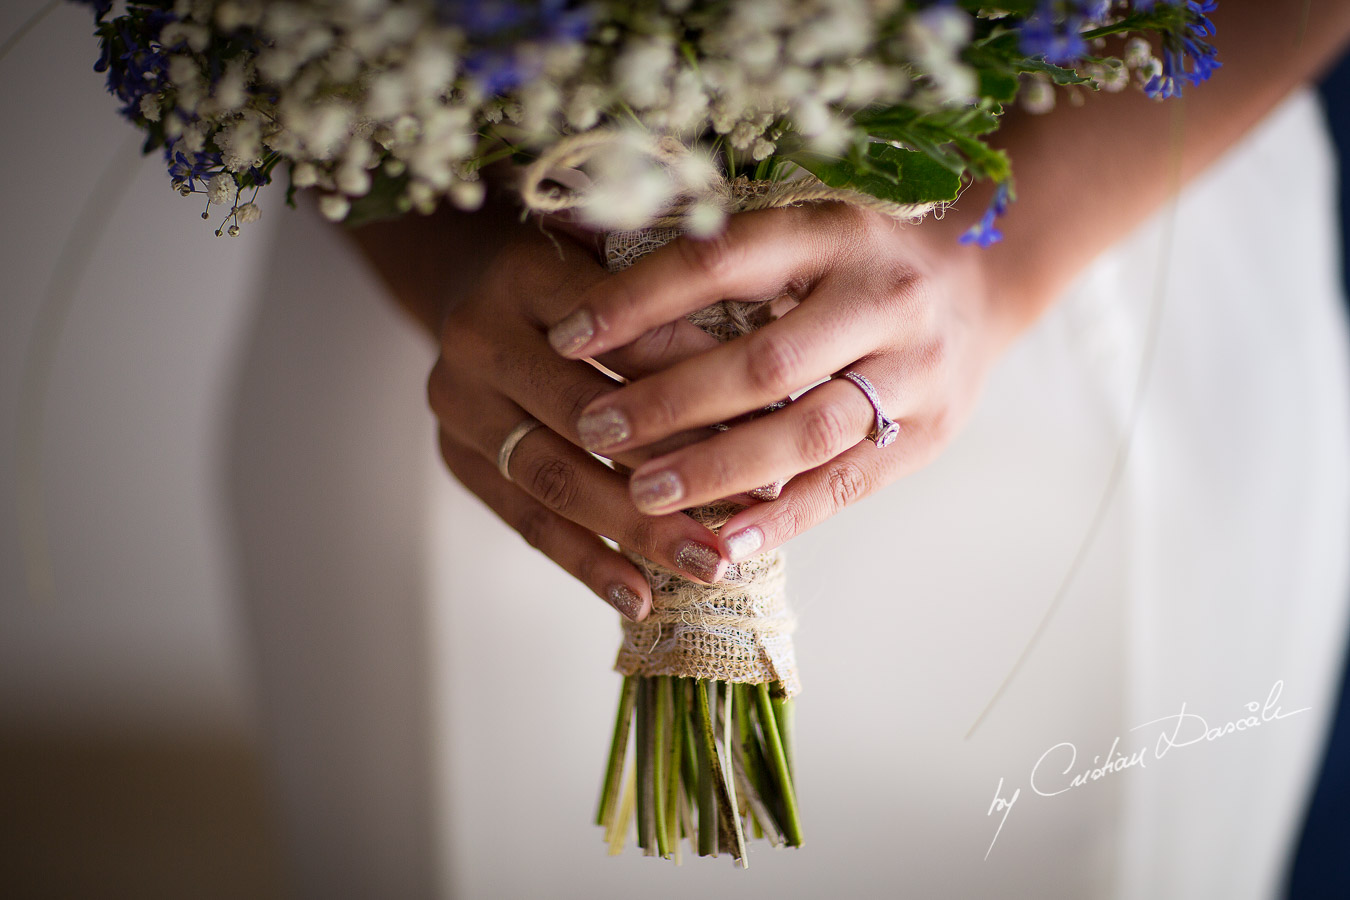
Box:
[80,0,1218,865]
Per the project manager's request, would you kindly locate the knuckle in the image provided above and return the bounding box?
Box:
[559,379,613,426]
[676,231,739,281]
[624,517,661,560]
[746,332,804,397]
[796,403,853,465]
[525,455,580,512]
[826,460,871,511]
[637,385,683,434]
[766,494,807,544]
[626,322,680,368]
[516,506,553,552]
[425,361,451,416]
[574,551,600,590]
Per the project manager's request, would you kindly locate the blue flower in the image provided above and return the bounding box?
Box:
[87,5,176,123]
[1144,0,1221,99]
[438,0,591,94]
[1020,2,1087,65]
[959,183,1011,248]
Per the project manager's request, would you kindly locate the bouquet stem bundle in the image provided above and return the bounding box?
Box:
[597,675,801,865]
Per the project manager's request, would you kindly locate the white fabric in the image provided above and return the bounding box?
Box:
[426,88,1350,898]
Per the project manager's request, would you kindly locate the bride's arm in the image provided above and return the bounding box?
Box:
[543,0,1350,561]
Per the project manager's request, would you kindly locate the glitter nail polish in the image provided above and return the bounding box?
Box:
[748,479,784,501]
[548,309,595,356]
[632,469,683,511]
[675,540,723,583]
[577,406,631,451]
[607,584,644,621]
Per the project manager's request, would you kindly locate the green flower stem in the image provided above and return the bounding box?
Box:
[606,760,637,855]
[755,682,804,847]
[636,677,656,854]
[734,683,773,840]
[597,675,637,829]
[771,687,796,782]
[695,679,718,856]
[653,676,671,858]
[665,678,684,858]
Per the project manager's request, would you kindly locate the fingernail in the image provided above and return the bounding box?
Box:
[724,526,764,562]
[548,309,594,356]
[607,584,644,621]
[577,406,631,452]
[675,540,723,583]
[632,469,683,512]
[748,479,783,501]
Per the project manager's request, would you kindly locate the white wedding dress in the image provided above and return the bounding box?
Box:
[412,88,1349,899]
[6,12,1347,894]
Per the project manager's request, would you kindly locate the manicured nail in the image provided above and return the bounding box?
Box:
[578,406,631,452]
[675,540,723,583]
[548,309,594,356]
[724,526,764,562]
[632,469,683,512]
[748,479,783,501]
[607,584,644,621]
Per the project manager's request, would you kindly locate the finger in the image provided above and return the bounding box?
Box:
[571,275,902,454]
[623,377,883,515]
[596,319,720,379]
[546,205,849,360]
[437,430,652,620]
[445,297,725,462]
[714,430,940,563]
[502,228,721,379]
[439,383,729,583]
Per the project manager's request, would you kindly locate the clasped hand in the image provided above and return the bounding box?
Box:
[426,202,1000,621]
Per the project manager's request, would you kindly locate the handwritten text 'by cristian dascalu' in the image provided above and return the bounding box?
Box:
[984,680,1310,860]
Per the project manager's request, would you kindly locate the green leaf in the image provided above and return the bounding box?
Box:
[978,68,1019,104]
[791,142,963,207]
[1014,57,1093,86]
[342,169,411,227]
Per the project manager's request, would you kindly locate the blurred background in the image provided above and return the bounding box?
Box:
[3,3,1348,899]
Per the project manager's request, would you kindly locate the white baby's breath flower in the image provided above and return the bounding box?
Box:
[139,94,162,122]
[684,200,726,239]
[1020,77,1055,114]
[450,179,486,211]
[616,38,675,110]
[235,202,262,224]
[291,161,319,188]
[565,84,605,131]
[318,193,351,221]
[337,166,371,196]
[578,136,675,232]
[207,173,235,205]
[218,116,264,171]
[365,71,409,121]
[406,179,437,215]
[1124,37,1154,69]
[180,121,208,153]
[161,22,211,53]
[215,1,263,33]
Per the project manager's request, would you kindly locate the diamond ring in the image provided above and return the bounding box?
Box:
[834,371,900,448]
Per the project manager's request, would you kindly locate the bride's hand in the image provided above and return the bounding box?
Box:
[418,222,738,620]
[545,202,1004,563]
